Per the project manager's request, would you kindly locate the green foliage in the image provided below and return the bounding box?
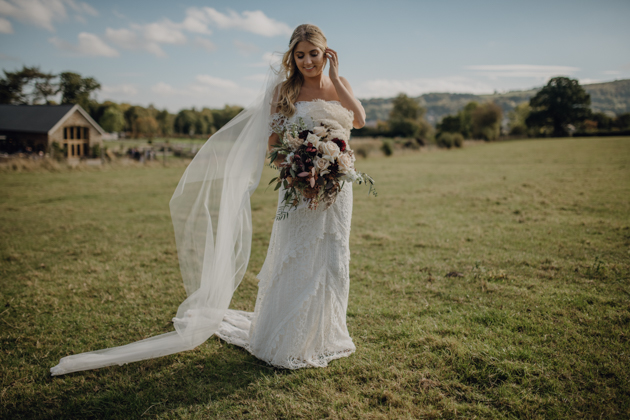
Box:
[98,104,125,133]
[452,132,464,147]
[508,102,531,135]
[0,65,57,105]
[90,143,101,158]
[526,77,591,137]
[387,93,432,141]
[174,109,199,135]
[135,116,159,139]
[58,71,101,112]
[50,141,64,161]
[381,139,393,156]
[436,132,463,148]
[156,109,175,136]
[471,102,503,141]
[614,112,630,130]
[212,105,244,129]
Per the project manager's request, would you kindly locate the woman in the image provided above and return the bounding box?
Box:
[50,24,364,375]
[216,23,366,369]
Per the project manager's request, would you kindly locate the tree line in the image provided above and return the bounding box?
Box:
[437,77,630,144]
[0,66,243,138]
[354,77,630,149]
[352,93,503,149]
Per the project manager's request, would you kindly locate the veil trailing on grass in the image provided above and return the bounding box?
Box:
[50,65,285,376]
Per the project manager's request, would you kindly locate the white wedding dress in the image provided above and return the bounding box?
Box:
[215,100,356,369]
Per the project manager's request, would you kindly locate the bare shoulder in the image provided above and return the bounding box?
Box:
[339,76,354,91]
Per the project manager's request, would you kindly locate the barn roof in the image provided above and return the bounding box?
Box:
[0,104,105,135]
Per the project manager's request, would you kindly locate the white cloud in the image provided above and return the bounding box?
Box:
[602,70,621,75]
[0,16,12,33]
[181,7,212,35]
[49,32,118,57]
[203,8,291,37]
[465,64,580,80]
[106,19,189,57]
[149,75,258,110]
[251,51,282,67]
[138,19,186,45]
[578,78,603,85]
[234,39,258,55]
[151,82,181,96]
[194,37,217,53]
[195,74,239,90]
[356,76,494,99]
[244,73,267,82]
[0,0,96,32]
[101,84,138,96]
[106,26,166,57]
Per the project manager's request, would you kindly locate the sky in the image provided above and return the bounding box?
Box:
[1,0,629,112]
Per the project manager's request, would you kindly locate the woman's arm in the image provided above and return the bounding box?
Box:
[326,48,366,129]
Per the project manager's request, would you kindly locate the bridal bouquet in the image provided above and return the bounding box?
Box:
[268,117,376,220]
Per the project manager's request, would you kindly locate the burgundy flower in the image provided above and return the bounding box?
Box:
[331,138,346,152]
[298,130,311,140]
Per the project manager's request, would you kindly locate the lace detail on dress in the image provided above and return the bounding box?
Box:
[217,100,355,369]
[268,113,286,138]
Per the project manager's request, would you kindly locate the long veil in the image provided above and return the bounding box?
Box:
[50,65,285,376]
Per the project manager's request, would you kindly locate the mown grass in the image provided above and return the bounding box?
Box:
[1,136,629,419]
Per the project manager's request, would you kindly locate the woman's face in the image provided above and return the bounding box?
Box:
[293,40,326,78]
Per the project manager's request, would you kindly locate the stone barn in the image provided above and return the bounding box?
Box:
[0,104,105,161]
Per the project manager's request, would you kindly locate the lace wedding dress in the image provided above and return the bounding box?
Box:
[215,100,356,369]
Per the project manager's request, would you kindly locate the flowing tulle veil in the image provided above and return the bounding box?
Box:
[50,64,285,376]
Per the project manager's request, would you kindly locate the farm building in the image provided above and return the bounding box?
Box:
[0,104,105,160]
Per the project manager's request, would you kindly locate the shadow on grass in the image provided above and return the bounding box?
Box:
[11,342,285,420]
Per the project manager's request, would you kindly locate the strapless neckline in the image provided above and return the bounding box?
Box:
[295,99,341,105]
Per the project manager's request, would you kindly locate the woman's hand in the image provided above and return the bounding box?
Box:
[325,48,339,82]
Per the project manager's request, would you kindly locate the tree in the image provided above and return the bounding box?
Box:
[436,101,478,139]
[0,66,57,104]
[156,109,175,136]
[526,77,591,137]
[471,102,502,141]
[211,105,243,130]
[387,93,432,140]
[508,102,531,135]
[174,109,198,135]
[614,113,630,130]
[99,105,125,133]
[136,116,159,139]
[59,71,101,112]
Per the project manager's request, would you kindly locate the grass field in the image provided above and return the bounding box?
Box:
[1,137,629,419]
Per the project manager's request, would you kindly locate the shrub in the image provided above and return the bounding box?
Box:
[452,132,464,148]
[381,139,393,156]
[91,143,101,158]
[436,132,454,149]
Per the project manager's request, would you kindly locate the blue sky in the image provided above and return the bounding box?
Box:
[1,0,629,112]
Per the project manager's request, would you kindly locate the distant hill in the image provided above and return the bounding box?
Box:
[360,79,630,125]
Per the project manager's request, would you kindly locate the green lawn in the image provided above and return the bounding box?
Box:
[1,137,629,419]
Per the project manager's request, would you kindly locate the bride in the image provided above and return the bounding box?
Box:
[216,24,366,368]
[50,23,365,375]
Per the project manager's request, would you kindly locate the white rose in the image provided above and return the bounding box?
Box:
[318,141,340,162]
[306,132,321,148]
[337,153,354,174]
[314,157,331,175]
[312,126,327,138]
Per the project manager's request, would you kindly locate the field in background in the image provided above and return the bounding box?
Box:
[1,137,629,419]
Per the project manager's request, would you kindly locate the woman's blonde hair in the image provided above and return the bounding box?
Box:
[275,24,327,117]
